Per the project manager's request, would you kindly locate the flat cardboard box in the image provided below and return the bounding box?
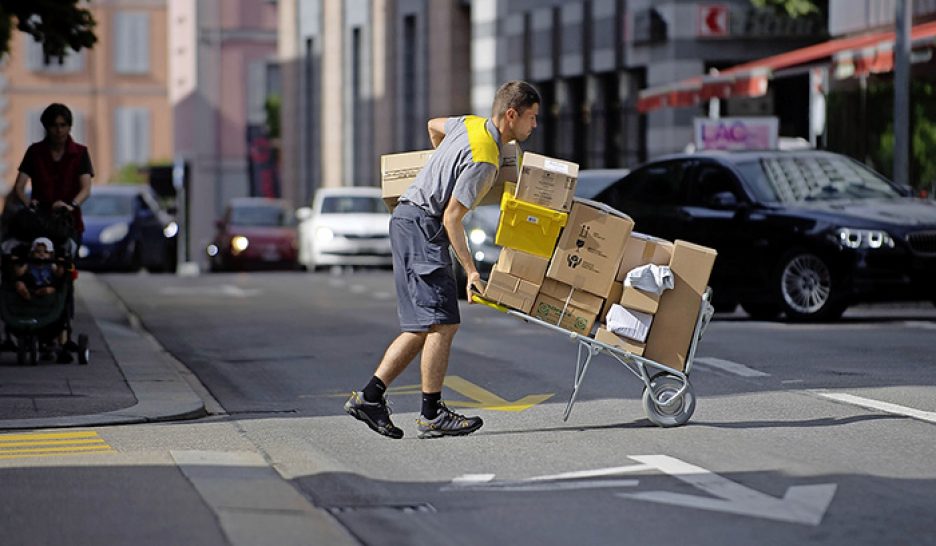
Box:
[483,269,540,314]
[547,198,634,298]
[494,247,549,285]
[619,285,661,314]
[515,152,578,212]
[595,327,646,356]
[643,240,717,372]
[531,278,604,336]
[478,141,519,207]
[617,232,675,282]
[380,150,434,211]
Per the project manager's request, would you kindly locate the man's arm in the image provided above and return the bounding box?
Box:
[427,118,448,149]
[442,197,483,299]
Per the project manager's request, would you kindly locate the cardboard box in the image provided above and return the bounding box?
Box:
[606,305,653,342]
[643,240,718,372]
[495,247,549,285]
[547,198,634,298]
[617,232,675,282]
[619,286,661,314]
[515,152,578,212]
[599,281,624,325]
[380,150,433,211]
[595,327,646,356]
[478,141,520,207]
[483,269,540,314]
[531,278,603,336]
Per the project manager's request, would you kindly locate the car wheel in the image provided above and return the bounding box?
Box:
[775,250,847,322]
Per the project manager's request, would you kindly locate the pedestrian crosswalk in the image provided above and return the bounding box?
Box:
[0,431,114,460]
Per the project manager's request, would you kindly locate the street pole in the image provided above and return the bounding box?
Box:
[894,0,912,189]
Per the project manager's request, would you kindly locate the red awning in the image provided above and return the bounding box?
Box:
[637,20,936,113]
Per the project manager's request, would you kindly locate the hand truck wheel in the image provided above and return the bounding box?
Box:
[642,373,696,428]
[77,334,90,365]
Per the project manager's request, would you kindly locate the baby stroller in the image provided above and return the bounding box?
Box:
[0,206,89,366]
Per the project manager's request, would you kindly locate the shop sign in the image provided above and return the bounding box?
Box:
[694,117,779,151]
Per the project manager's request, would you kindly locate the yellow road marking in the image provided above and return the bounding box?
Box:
[392,376,554,412]
[0,449,113,460]
[0,431,115,460]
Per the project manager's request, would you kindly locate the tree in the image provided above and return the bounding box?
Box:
[0,0,96,63]
[750,0,825,18]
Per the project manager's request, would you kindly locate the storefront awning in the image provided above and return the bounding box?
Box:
[637,20,936,113]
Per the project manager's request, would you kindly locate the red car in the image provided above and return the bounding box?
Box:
[207,198,298,271]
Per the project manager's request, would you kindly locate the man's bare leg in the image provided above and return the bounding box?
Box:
[420,323,458,392]
[375,331,426,385]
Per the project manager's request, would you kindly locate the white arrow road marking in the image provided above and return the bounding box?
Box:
[694,357,770,377]
[617,455,836,526]
[813,391,936,424]
[446,479,640,493]
[445,464,650,492]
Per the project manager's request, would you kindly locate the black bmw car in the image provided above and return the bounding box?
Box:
[589,150,936,321]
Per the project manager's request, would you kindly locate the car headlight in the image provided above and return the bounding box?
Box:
[163,221,179,238]
[315,226,335,243]
[99,222,129,244]
[231,235,249,255]
[469,228,487,246]
[206,244,219,257]
[835,228,895,249]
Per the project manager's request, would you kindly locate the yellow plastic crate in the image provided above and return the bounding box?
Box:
[495,191,568,258]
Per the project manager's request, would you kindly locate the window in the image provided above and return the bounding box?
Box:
[689,165,741,206]
[320,196,384,214]
[113,12,150,74]
[606,160,688,205]
[82,194,133,217]
[24,35,85,74]
[736,156,901,203]
[114,107,151,167]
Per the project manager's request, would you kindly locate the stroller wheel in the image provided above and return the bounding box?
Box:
[77,334,90,365]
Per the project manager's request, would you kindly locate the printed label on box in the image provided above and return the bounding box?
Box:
[544,159,570,175]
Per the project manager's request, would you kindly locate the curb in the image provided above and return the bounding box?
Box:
[0,272,207,430]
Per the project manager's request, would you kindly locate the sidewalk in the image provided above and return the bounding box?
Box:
[0,272,207,430]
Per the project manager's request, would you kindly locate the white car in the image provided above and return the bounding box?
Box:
[296,187,392,270]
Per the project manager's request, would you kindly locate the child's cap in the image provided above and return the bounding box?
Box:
[31,237,54,253]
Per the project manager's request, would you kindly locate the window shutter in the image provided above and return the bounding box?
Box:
[114,12,150,74]
[114,107,150,166]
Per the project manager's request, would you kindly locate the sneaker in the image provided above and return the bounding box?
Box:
[344,391,404,439]
[415,402,483,439]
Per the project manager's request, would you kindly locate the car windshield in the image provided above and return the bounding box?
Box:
[575,172,626,199]
[230,206,289,226]
[82,194,133,217]
[320,195,385,214]
[736,156,901,203]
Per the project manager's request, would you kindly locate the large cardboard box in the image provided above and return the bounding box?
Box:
[380,150,434,211]
[547,198,634,298]
[616,232,675,282]
[595,327,646,356]
[515,152,578,212]
[531,279,604,336]
[483,269,540,314]
[643,240,717,372]
[495,247,549,285]
[478,141,520,207]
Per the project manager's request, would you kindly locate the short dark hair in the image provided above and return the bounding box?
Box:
[492,81,541,118]
[40,103,73,129]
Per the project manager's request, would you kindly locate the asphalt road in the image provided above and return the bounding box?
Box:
[83,270,936,546]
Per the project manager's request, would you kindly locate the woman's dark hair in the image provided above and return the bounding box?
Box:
[40,103,73,129]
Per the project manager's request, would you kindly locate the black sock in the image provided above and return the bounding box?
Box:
[362,376,387,403]
[421,391,442,419]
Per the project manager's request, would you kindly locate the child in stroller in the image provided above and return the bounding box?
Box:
[0,207,89,365]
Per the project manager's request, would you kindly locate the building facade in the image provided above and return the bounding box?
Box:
[0,0,172,187]
[170,0,278,266]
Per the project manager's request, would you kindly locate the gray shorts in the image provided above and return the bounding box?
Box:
[390,203,460,332]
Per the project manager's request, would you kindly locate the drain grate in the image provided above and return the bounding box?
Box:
[328,503,436,515]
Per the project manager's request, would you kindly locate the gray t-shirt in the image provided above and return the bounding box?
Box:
[399,116,502,218]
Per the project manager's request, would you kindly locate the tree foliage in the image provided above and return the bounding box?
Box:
[750,0,825,18]
[0,0,97,63]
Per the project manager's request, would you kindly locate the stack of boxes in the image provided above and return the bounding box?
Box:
[380,144,717,374]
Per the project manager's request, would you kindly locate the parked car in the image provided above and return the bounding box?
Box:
[78,185,178,272]
[588,150,936,321]
[207,197,298,271]
[296,187,392,271]
[453,168,629,297]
